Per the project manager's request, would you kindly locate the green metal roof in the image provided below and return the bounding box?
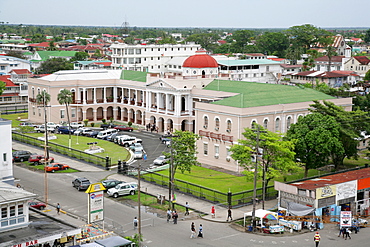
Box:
[37,51,77,61]
[204,80,335,108]
[120,70,147,82]
[217,59,282,66]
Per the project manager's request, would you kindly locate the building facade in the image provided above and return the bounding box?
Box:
[0,119,13,184]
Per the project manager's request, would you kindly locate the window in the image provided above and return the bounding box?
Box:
[10,206,15,217]
[203,116,208,128]
[1,207,7,218]
[266,66,270,72]
[0,66,5,70]
[33,107,35,115]
[128,49,134,54]
[136,49,141,54]
[204,143,208,155]
[227,120,232,131]
[263,119,268,129]
[60,109,65,119]
[214,145,219,157]
[18,205,23,215]
[38,108,41,117]
[71,108,76,118]
[287,116,292,130]
[226,147,231,156]
[275,118,280,132]
[215,118,220,130]
[32,88,35,99]
[251,120,257,129]
[3,153,6,162]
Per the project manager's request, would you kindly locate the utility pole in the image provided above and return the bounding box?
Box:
[137,163,142,246]
[251,125,260,232]
[40,93,51,205]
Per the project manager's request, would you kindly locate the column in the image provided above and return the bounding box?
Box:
[93,109,97,122]
[113,87,117,103]
[102,109,107,120]
[146,91,151,111]
[175,94,181,116]
[156,92,159,113]
[104,87,107,103]
[93,88,97,104]
[113,108,118,120]
[165,93,169,114]
[81,110,86,122]
[83,88,87,104]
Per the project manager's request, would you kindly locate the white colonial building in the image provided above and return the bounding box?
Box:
[0,118,13,184]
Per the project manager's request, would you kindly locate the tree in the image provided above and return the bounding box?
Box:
[364,69,370,82]
[71,52,89,62]
[286,113,344,177]
[302,49,320,71]
[58,89,73,149]
[230,124,298,200]
[255,32,289,57]
[36,90,51,160]
[232,30,255,52]
[31,33,46,43]
[93,49,102,58]
[185,33,220,52]
[162,130,200,209]
[36,58,73,74]
[309,100,370,169]
[47,41,58,51]
[364,29,370,43]
[6,50,26,59]
[0,81,5,96]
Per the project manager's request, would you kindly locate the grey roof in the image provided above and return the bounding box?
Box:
[0,182,36,203]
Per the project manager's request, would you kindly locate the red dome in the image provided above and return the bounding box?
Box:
[183,53,218,68]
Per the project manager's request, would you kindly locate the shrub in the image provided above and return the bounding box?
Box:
[110,117,113,123]
[83,119,89,127]
[90,123,95,127]
[128,121,133,127]
[102,119,106,124]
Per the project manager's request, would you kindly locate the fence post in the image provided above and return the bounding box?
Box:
[105,156,110,170]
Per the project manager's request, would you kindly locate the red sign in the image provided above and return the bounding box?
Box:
[13,240,38,247]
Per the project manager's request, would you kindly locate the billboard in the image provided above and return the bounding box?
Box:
[340,211,352,227]
[316,185,336,200]
[337,181,357,201]
[89,191,104,223]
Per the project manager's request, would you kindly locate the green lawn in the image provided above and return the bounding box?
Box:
[26,133,130,163]
[1,113,28,127]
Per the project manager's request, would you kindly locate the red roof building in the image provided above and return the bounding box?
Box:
[183,50,218,68]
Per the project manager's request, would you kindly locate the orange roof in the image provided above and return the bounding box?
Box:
[183,50,218,68]
[9,69,32,75]
[28,42,50,47]
[0,75,17,87]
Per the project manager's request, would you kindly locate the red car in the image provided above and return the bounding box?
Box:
[44,163,70,172]
[28,155,54,165]
[29,201,46,210]
[114,125,133,132]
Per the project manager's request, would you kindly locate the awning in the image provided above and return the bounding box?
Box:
[286,201,315,216]
[95,236,132,247]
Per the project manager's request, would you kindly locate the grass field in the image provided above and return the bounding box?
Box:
[1,112,28,127]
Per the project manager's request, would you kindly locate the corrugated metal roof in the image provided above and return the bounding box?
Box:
[217,59,281,66]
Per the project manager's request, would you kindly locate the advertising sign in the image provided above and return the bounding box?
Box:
[316,185,336,200]
[340,211,352,227]
[89,191,104,223]
[337,181,357,201]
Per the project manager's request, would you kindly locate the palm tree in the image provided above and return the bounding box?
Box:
[325,46,337,72]
[36,90,51,159]
[57,89,73,149]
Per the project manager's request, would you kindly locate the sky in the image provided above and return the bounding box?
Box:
[0,0,369,29]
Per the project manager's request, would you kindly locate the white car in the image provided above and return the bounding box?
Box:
[35,124,56,133]
[46,122,60,129]
[74,127,92,135]
[133,150,143,159]
[153,155,169,165]
[130,143,143,152]
[70,122,84,128]
[107,182,138,198]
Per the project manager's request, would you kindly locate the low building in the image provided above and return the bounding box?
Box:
[0,56,31,75]
[275,167,370,218]
[287,70,360,87]
[344,56,370,77]
[0,118,13,184]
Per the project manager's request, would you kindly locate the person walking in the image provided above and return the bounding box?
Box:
[166,208,172,223]
[185,202,190,216]
[338,227,344,238]
[56,203,61,215]
[227,207,232,221]
[211,206,215,218]
[190,222,196,239]
[133,217,138,230]
[198,224,203,238]
[314,232,321,247]
[172,210,178,224]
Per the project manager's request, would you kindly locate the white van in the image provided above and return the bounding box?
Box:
[97,129,118,139]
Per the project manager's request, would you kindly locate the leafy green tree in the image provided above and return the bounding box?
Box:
[286,113,344,177]
[302,49,320,71]
[232,30,255,52]
[256,32,289,57]
[364,69,370,82]
[364,29,370,43]
[6,50,26,59]
[71,52,89,62]
[185,33,220,52]
[47,41,58,51]
[310,100,370,169]
[31,33,46,43]
[0,81,5,96]
[93,49,102,58]
[36,58,73,74]
[58,89,73,149]
[230,124,298,192]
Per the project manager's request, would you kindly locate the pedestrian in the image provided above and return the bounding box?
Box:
[211,206,215,218]
[133,217,138,230]
[56,203,61,215]
[185,202,190,216]
[227,207,232,221]
[345,227,351,240]
[172,210,178,224]
[313,232,320,247]
[338,227,344,238]
[198,224,203,238]
[190,222,196,239]
[166,208,172,223]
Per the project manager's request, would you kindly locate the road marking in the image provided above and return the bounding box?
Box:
[272,241,277,244]
[212,233,241,241]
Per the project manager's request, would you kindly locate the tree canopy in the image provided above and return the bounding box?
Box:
[255,32,289,57]
[36,58,73,74]
[0,81,5,96]
[286,113,344,177]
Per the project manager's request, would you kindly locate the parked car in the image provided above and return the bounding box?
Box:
[153,155,169,165]
[35,124,56,133]
[70,122,84,128]
[29,201,47,210]
[101,179,124,190]
[129,143,143,152]
[133,150,144,159]
[101,123,117,130]
[117,135,137,147]
[72,177,91,191]
[13,150,34,162]
[107,182,138,198]
[74,127,92,136]
[44,163,70,172]
[19,122,37,127]
[29,154,55,165]
[57,126,75,134]
[114,125,133,132]
[84,130,100,138]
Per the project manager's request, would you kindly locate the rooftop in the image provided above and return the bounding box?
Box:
[120,70,147,82]
[204,80,334,108]
[217,59,282,66]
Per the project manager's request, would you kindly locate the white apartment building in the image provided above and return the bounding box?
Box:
[0,56,31,75]
[110,43,201,73]
[0,119,13,184]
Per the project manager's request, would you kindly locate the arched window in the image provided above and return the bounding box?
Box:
[215,118,220,130]
[275,118,280,132]
[251,120,257,129]
[227,120,232,132]
[287,116,292,130]
[203,116,208,128]
[263,119,268,129]
[32,88,35,99]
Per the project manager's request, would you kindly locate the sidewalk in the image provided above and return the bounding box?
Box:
[13,140,278,223]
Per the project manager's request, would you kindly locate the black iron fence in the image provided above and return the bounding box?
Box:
[12,132,109,167]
